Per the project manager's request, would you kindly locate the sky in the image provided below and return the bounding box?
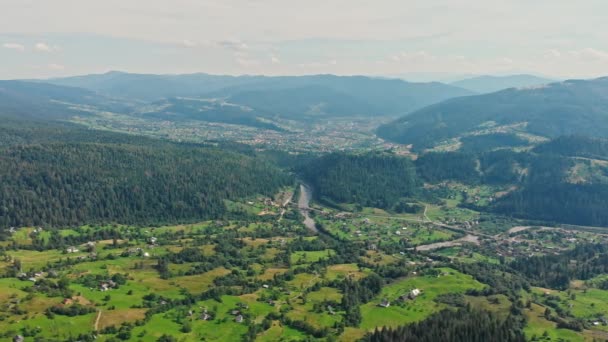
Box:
[1,0,608,81]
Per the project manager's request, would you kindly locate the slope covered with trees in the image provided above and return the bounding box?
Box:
[302,153,419,209]
[378,77,608,150]
[365,306,526,342]
[0,125,291,227]
[533,135,608,160]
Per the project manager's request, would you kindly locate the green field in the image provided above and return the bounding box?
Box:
[359,268,486,330]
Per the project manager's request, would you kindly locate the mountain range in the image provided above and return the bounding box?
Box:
[46,71,473,117]
[450,74,554,93]
[2,72,475,129]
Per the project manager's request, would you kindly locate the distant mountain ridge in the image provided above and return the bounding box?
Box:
[450,74,554,93]
[378,76,608,150]
[46,71,474,118]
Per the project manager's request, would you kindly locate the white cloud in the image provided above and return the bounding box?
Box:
[577,47,608,61]
[218,40,248,51]
[35,42,53,52]
[1,1,608,78]
[48,63,65,70]
[235,58,259,67]
[182,39,196,47]
[3,43,25,51]
[545,49,561,58]
[297,59,338,69]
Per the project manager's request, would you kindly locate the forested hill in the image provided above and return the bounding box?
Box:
[532,135,608,160]
[301,145,608,227]
[302,153,419,209]
[365,306,526,342]
[377,77,608,150]
[0,124,291,227]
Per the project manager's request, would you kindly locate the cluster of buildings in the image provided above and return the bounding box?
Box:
[378,288,422,308]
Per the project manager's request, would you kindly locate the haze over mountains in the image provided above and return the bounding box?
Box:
[0,72,481,130]
[46,71,473,116]
[450,74,554,94]
[0,80,127,120]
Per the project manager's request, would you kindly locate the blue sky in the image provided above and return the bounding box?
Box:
[1,0,608,80]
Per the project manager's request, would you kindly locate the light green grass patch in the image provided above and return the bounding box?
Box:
[360,268,486,330]
[290,249,334,265]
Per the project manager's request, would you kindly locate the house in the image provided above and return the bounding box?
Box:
[13,335,24,342]
[378,299,391,308]
[409,288,421,300]
[327,305,336,315]
[100,280,117,291]
[200,313,211,321]
[235,315,244,323]
[262,284,270,289]
[231,310,240,315]
[127,247,143,255]
[66,246,79,253]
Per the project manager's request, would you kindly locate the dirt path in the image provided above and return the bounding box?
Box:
[94,310,102,331]
[423,205,430,222]
[276,191,294,223]
[290,274,319,301]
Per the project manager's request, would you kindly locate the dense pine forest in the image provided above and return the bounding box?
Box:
[300,141,608,227]
[364,307,526,342]
[0,124,291,228]
[302,153,419,209]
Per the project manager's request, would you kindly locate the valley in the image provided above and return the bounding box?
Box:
[4,177,608,342]
[3,73,608,342]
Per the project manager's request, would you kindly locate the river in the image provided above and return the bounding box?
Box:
[298,183,318,232]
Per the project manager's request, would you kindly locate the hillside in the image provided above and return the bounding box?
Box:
[0,123,291,227]
[139,97,284,131]
[0,80,127,120]
[302,153,419,209]
[450,74,553,93]
[377,77,608,150]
